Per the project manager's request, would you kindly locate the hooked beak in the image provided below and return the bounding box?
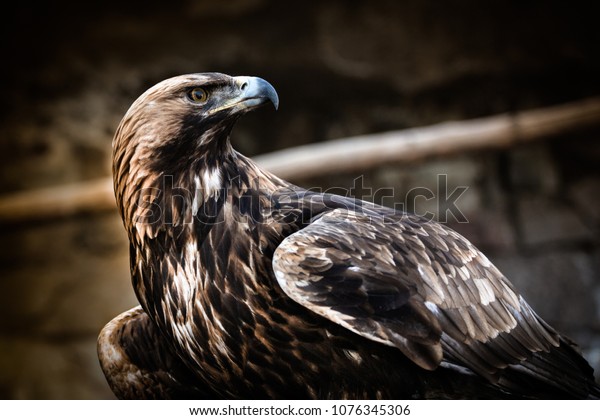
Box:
[233,76,279,111]
[207,76,279,116]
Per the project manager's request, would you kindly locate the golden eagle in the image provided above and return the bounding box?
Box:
[98,73,599,398]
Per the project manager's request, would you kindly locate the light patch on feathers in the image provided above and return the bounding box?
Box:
[418,263,445,301]
[161,241,200,307]
[378,246,396,266]
[98,335,124,365]
[213,316,227,334]
[458,266,470,281]
[192,175,201,216]
[126,372,139,384]
[425,301,441,316]
[476,252,492,268]
[202,168,223,199]
[343,349,363,365]
[472,278,496,305]
[173,267,194,304]
[185,241,197,264]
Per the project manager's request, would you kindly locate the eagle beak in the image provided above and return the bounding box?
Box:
[233,76,279,111]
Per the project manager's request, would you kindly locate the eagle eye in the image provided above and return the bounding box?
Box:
[188,87,209,104]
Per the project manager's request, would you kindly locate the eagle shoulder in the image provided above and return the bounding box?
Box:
[97,306,211,399]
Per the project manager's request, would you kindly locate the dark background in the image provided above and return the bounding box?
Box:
[1,0,599,398]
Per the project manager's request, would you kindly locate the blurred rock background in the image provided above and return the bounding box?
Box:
[0,0,599,398]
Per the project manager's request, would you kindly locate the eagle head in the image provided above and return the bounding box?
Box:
[112,73,278,234]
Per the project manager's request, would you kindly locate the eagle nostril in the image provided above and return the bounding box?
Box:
[240,82,248,91]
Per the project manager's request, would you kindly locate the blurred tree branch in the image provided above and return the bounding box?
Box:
[1,96,600,224]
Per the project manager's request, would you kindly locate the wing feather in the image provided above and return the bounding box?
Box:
[272,208,560,377]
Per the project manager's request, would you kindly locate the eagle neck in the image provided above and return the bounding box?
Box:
[131,149,297,381]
